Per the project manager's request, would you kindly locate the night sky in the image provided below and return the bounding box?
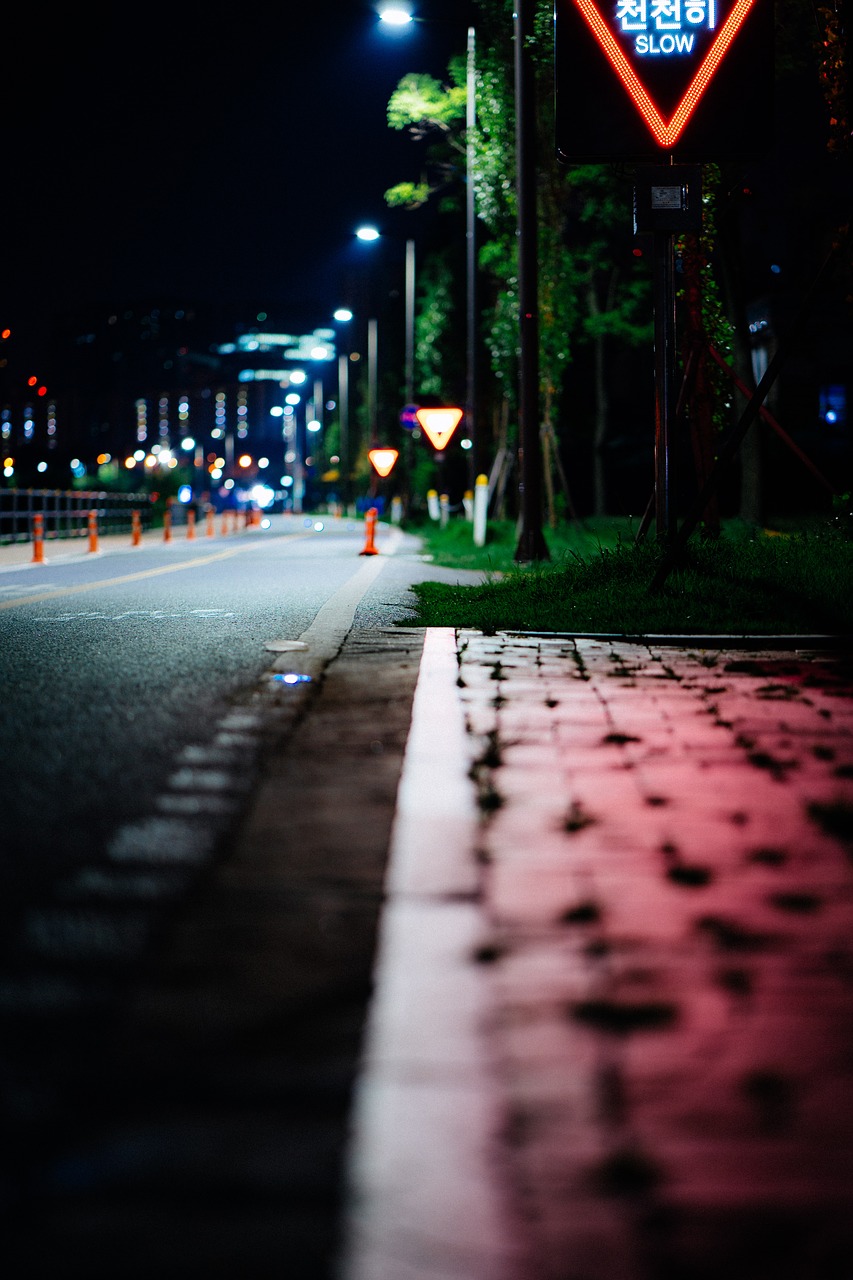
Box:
[2,1,471,363]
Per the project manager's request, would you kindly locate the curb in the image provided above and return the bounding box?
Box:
[498,630,852,649]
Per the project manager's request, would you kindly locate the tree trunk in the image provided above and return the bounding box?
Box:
[716,216,766,527]
[542,385,557,528]
[681,234,720,537]
[588,279,609,517]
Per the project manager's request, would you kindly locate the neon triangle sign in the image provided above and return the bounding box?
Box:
[573,0,757,148]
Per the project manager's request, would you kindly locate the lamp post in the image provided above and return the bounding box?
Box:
[355,225,384,450]
[333,308,353,513]
[513,0,548,562]
[378,8,478,476]
[356,224,416,424]
[367,317,379,444]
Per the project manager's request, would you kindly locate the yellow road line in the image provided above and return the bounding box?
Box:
[0,535,309,611]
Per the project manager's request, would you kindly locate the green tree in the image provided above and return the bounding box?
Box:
[470,0,655,518]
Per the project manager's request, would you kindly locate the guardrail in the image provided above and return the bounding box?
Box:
[0,489,153,546]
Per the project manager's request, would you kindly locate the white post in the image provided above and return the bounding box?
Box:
[473,472,488,547]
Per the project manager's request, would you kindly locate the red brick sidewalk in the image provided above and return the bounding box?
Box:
[342,629,853,1280]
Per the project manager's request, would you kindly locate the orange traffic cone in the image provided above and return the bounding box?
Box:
[359,506,379,556]
[31,513,45,563]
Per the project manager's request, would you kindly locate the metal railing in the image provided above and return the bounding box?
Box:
[0,490,153,545]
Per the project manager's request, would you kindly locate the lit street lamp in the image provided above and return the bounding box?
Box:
[333,308,353,512]
[378,7,478,475]
[513,0,548,562]
[380,2,545,559]
[355,225,419,514]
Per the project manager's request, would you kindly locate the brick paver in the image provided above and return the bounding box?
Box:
[344,629,853,1280]
[464,632,853,1280]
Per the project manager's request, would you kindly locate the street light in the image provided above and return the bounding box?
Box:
[378,8,478,477]
[380,2,544,559]
[377,7,412,26]
[332,309,353,511]
[513,0,547,561]
[355,225,417,461]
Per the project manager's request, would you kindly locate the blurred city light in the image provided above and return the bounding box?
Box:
[250,484,275,508]
[379,7,413,26]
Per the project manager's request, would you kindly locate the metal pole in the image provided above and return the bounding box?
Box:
[338,353,349,511]
[514,0,548,562]
[466,24,478,481]
[405,240,415,409]
[368,318,379,445]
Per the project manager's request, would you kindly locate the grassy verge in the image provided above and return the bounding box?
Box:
[403,514,853,636]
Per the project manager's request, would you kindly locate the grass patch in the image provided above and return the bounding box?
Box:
[403,516,853,636]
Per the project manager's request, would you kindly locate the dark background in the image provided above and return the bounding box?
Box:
[2,1,471,368]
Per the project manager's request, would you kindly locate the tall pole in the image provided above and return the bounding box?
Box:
[338,353,350,512]
[368,317,379,445]
[466,24,478,482]
[514,0,548,562]
[405,239,415,407]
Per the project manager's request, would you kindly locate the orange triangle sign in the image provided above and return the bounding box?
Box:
[573,0,757,148]
[416,407,464,451]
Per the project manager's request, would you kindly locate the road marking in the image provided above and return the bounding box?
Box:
[263,555,389,680]
[263,639,308,652]
[0,536,311,612]
[30,609,238,623]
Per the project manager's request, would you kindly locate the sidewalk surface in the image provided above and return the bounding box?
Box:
[342,628,853,1280]
[2,526,853,1279]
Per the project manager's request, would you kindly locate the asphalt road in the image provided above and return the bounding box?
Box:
[0,514,458,884]
[0,513,485,1279]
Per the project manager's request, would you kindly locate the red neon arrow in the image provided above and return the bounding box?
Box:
[574,0,756,148]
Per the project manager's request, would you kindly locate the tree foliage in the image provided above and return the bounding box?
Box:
[382,0,850,519]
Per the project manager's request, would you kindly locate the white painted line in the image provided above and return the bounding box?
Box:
[263,639,309,652]
[339,628,524,1280]
[273,555,389,676]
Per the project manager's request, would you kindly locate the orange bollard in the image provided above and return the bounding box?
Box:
[221,510,230,537]
[163,508,172,542]
[131,509,142,546]
[88,509,99,554]
[359,506,379,556]
[187,508,196,539]
[206,506,215,537]
[31,513,45,564]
